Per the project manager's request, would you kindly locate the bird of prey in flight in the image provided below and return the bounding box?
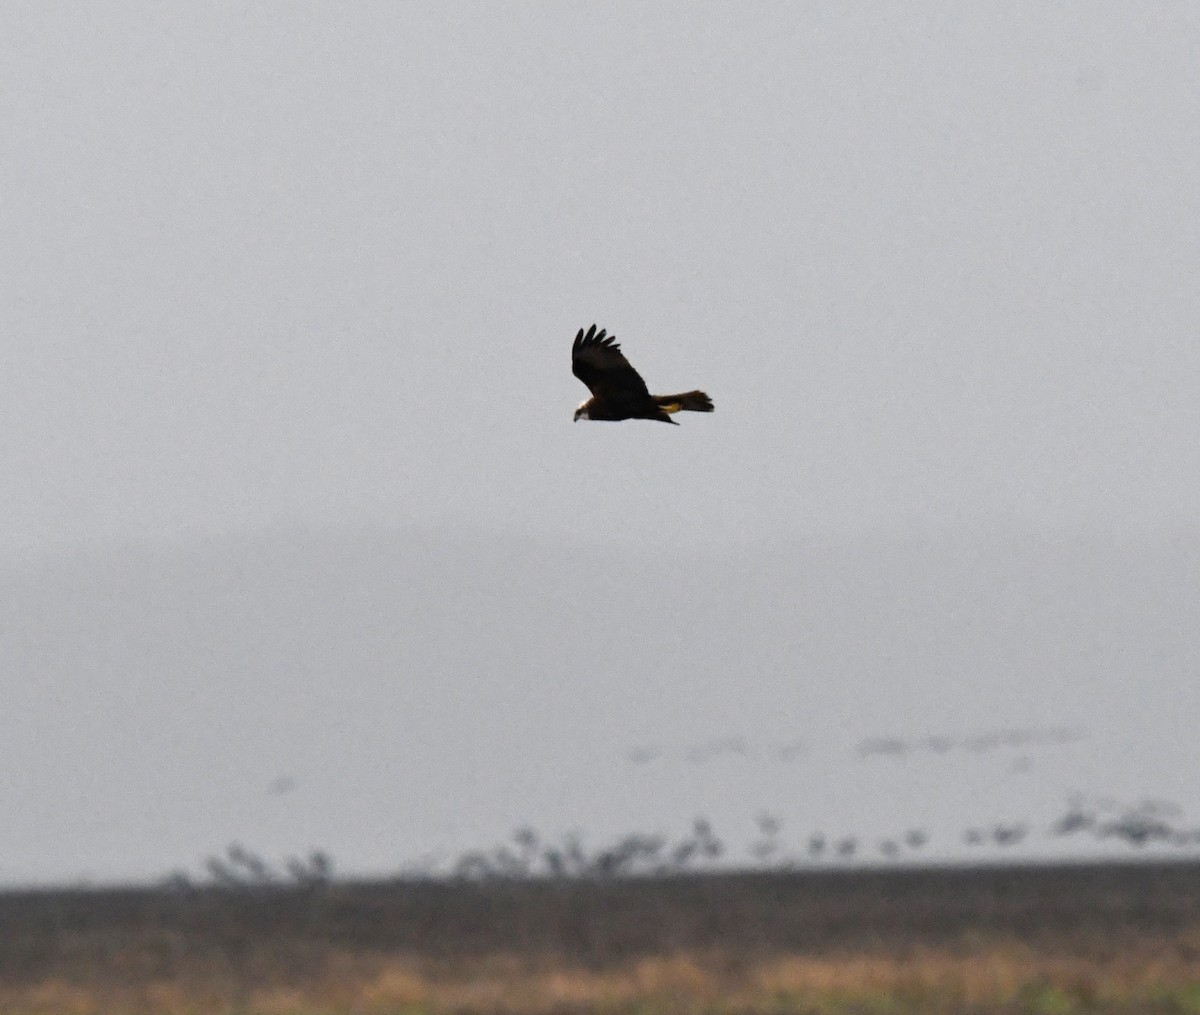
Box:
[571,325,714,425]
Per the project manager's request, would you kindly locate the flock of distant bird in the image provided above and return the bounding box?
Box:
[622,726,1085,768]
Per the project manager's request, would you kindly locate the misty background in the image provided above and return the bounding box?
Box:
[3,3,1199,885]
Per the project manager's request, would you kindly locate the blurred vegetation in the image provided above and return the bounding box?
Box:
[2,796,1200,1014]
[4,857,1200,1013]
[141,794,1200,894]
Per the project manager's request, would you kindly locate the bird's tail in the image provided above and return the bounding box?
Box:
[654,390,714,414]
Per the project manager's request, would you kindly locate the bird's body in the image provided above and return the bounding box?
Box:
[571,325,714,425]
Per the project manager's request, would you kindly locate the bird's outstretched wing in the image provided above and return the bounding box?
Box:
[571,325,651,403]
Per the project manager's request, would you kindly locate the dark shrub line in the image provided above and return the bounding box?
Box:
[170,794,1200,890]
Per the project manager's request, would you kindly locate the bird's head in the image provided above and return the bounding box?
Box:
[573,401,590,422]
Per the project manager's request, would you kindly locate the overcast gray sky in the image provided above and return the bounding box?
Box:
[4,3,1200,884]
[5,2,1200,556]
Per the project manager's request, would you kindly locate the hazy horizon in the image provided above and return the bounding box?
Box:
[5,521,1199,886]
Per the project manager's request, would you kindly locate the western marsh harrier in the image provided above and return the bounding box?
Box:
[571,325,714,425]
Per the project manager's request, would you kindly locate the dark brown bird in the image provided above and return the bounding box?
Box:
[571,325,714,425]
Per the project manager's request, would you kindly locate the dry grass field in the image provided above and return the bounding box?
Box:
[3,860,1200,1014]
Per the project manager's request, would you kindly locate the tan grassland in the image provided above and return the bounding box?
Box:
[3,860,1200,1014]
